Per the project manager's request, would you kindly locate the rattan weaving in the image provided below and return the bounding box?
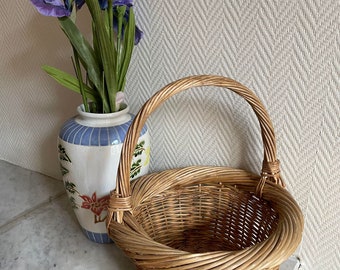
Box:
[107,75,304,270]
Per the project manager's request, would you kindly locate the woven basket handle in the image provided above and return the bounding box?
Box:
[108,75,283,224]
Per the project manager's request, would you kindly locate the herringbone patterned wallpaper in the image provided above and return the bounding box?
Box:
[1,1,339,269]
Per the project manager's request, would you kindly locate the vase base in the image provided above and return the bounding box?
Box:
[82,227,113,244]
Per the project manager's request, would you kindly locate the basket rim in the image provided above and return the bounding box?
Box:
[108,165,304,269]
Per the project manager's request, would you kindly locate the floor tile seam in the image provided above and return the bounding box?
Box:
[0,191,66,234]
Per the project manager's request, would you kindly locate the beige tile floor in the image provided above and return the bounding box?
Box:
[0,160,296,270]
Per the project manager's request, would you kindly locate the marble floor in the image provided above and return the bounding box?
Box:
[0,160,296,270]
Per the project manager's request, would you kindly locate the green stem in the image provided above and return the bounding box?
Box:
[118,7,135,91]
[58,16,110,112]
[72,46,89,112]
[116,6,126,93]
[86,0,117,113]
[108,0,114,45]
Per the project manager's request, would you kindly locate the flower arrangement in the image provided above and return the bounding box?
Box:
[30,0,143,113]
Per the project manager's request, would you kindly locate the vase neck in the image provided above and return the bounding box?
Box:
[75,104,131,127]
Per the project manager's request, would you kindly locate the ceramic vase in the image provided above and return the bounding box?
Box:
[58,104,150,243]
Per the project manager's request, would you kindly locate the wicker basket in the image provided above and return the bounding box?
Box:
[107,75,304,270]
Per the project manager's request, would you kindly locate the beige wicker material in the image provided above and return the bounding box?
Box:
[107,75,304,270]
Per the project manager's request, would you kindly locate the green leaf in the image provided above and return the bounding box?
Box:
[133,140,145,157]
[118,7,135,91]
[59,164,69,176]
[68,196,79,209]
[72,47,89,111]
[58,17,99,86]
[58,16,110,112]
[58,144,71,162]
[64,181,77,194]
[130,159,142,179]
[42,65,100,102]
[85,0,118,112]
[116,5,126,82]
[107,0,114,45]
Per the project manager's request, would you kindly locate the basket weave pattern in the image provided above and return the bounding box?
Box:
[107,75,304,270]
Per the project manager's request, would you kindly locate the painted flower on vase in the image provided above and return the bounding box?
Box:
[60,142,147,224]
[80,192,110,223]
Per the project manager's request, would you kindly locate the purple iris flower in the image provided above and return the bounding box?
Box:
[30,0,71,17]
[30,0,86,17]
[76,0,132,10]
[30,0,142,43]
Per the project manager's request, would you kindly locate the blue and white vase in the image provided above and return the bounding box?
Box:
[58,104,150,243]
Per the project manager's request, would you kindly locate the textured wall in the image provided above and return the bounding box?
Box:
[0,1,339,269]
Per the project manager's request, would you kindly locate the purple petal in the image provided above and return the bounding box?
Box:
[99,0,133,9]
[44,0,64,5]
[30,0,71,17]
[75,0,86,9]
[98,0,108,9]
[113,0,133,7]
[134,25,143,45]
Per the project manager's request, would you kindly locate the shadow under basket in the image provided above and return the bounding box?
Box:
[107,75,304,270]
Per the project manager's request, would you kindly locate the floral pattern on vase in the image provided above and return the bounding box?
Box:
[58,105,150,243]
[64,179,110,223]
